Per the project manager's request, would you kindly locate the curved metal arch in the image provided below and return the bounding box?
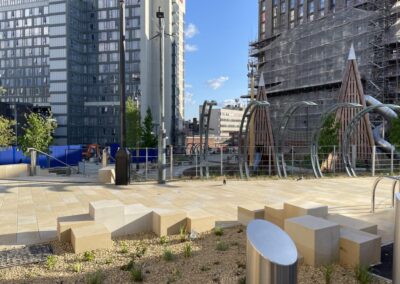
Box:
[310,103,362,178]
[238,100,271,179]
[342,104,400,177]
[275,101,318,178]
[199,100,217,178]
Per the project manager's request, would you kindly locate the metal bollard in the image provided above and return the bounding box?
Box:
[30,149,37,176]
[394,193,400,284]
[247,220,297,284]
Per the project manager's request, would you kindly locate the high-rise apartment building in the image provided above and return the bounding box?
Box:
[251,0,400,134]
[0,0,185,145]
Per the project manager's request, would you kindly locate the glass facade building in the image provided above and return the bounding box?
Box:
[0,0,186,145]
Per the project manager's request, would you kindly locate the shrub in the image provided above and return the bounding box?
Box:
[160,236,168,245]
[179,226,187,243]
[355,265,373,284]
[323,264,334,284]
[86,270,104,284]
[163,249,174,261]
[216,241,229,251]
[134,242,147,258]
[183,243,192,258]
[121,259,135,271]
[214,227,224,236]
[46,255,57,270]
[72,262,81,273]
[119,241,129,254]
[105,257,113,265]
[131,266,143,282]
[83,251,95,262]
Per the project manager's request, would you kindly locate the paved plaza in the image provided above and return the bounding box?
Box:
[0,176,396,249]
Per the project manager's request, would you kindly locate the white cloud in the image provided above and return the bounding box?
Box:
[185,92,196,106]
[207,76,229,90]
[185,44,198,52]
[185,84,193,89]
[184,23,199,39]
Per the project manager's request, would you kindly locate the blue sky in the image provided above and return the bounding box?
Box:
[184,0,258,120]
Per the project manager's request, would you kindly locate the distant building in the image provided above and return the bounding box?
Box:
[207,105,245,141]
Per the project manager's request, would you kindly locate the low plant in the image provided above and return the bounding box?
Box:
[200,265,210,272]
[167,268,181,283]
[159,236,168,245]
[119,241,129,254]
[323,264,334,284]
[183,243,192,258]
[355,265,373,284]
[46,255,57,270]
[83,251,95,262]
[105,257,113,265]
[121,259,135,271]
[134,242,147,258]
[131,265,143,282]
[72,262,82,273]
[179,225,187,242]
[216,241,229,251]
[86,270,104,284]
[163,249,175,261]
[214,227,224,236]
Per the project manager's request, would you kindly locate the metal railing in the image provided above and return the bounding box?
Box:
[28,148,79,176]
[371,175,400,213]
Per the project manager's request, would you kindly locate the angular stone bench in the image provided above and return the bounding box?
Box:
[326,214,378,235]
[237,204,265,226]
[57,214,94,243]
[264,203,285,228]
[187,209,215,233]
[71,223,112,253]
[284,201,328,219]
[98,166,115,184]
[285,215,340,266]
[339,228,381,267]
[113,204,153,237]
[152,209,187,236]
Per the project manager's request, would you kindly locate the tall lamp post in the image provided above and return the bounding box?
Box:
[115,0,130,185]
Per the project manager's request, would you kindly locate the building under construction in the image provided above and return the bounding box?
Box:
[250,0,400,134]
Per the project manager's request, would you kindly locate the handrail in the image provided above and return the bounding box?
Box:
[371,175,400,213]
[27,148,79,174]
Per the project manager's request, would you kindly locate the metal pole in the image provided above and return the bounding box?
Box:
[394,193,400,284]
[195,150,198,177]
[391,147,394,175]
[145,147,148,181]
[157,7,166,184]
[372,146,376,177]
[170,145,173,180]
[220,146,223,176]
[333,145,336,176]
[291,146,294,176]
[269,146,272,176]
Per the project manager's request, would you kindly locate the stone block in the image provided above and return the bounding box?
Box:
[57,214,94,243]
[264,203,285,228]
[238,204,265,226]
[71,223,112,253]
[285,215,340,266]
[0,164,29,179]
[111,204,153,237]
[89,199,125,220]
[187,209,215,233]
[326,214,378,235]
[152,209,187,236]
[284,201,328,219]
[339,228,381,267]
[98,166,115,184]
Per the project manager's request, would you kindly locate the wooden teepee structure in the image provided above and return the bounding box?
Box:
[253,74,276,173]
[335,44,375,163]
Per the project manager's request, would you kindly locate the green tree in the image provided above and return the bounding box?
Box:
[126,97,142,148]
[141,107,157,148]
[0,86,6,95]
[19,112,57,154]
[389,117,400,146]
[319,113,340,156]
[0,116,15,147]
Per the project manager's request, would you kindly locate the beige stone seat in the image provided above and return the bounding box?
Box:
[187,209,215,233]
[98,166,115,184]
[339,227,381,267]
[113,204,153,237]
[71,223,112,253]
[89,199,127,237]
[237,204,264,226]
[152,209,187,236]
[284,201,328,219]
[57,214,94,243]
[285,215,340,266]
[264,203,285,228]
[326,214,378,234]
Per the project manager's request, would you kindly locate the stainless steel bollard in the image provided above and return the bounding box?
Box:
[247,220,298,284]
[30,149,37,176]
[394,192,400,284]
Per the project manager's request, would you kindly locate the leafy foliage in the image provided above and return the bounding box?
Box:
[46,255,57,270]
[141,107,157,148]
[0,86,6,95]
[126,97,142,148]
[319,114,340,155]
[19,113,56,154]
[0,116,15,147]
[389,117,400,146]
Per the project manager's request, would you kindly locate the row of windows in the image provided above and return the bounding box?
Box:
[0,6,48,20]
[0,47,49,58]
[0,16,49,29]
[0,37,48,48]
[0,27,48,39]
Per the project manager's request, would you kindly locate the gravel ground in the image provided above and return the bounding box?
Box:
[0,226,390,284]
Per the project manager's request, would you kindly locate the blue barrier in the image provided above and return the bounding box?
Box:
[109,144,157,164]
